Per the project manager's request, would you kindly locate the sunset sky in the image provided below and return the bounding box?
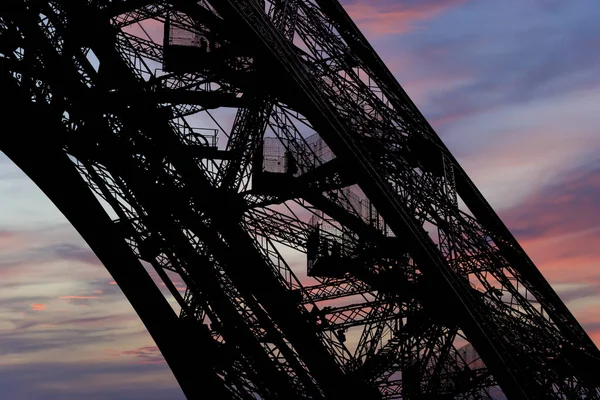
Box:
[1,0,599,398]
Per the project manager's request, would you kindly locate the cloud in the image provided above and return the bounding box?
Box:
[0,221,170,365]
[0,224,102,284]
[372,0,600,143]
[405,1,598,116]
[29,304,46,311]
[116,346,165,365]
[342,0,469,36]
[0,362,184,400]
[501,163,600,242]
[553,283,600,305]
[51,243,101,265]
[0,155,71,229]
[446,86,600,211]
[0,329,111,357]
[0,212,185,398]
[494,163,600,327]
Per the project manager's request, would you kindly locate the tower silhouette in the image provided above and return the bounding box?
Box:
[0,1,599,399]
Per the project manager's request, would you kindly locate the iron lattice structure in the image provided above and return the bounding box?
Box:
[0,1,599,399]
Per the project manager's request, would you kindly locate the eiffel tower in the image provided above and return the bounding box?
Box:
[1,1,599,399]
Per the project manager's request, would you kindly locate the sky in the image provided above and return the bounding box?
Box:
[1,0,600,398]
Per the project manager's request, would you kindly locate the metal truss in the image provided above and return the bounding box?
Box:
[0,0,599,399]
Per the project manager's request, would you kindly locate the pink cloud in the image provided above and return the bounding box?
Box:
[493,164,600,286]
[344,0,468,36]
[0,230,31,256]
[30,303,46,311]
[104,348,122,358]
[484,163,600,348]
[58,296,98,299]
[157,281,186,292]
[516,229,600,285]
[111,346,165,365]
[503,167,600,238]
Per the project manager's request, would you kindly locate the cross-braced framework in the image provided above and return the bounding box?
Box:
[0,1,599,399]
